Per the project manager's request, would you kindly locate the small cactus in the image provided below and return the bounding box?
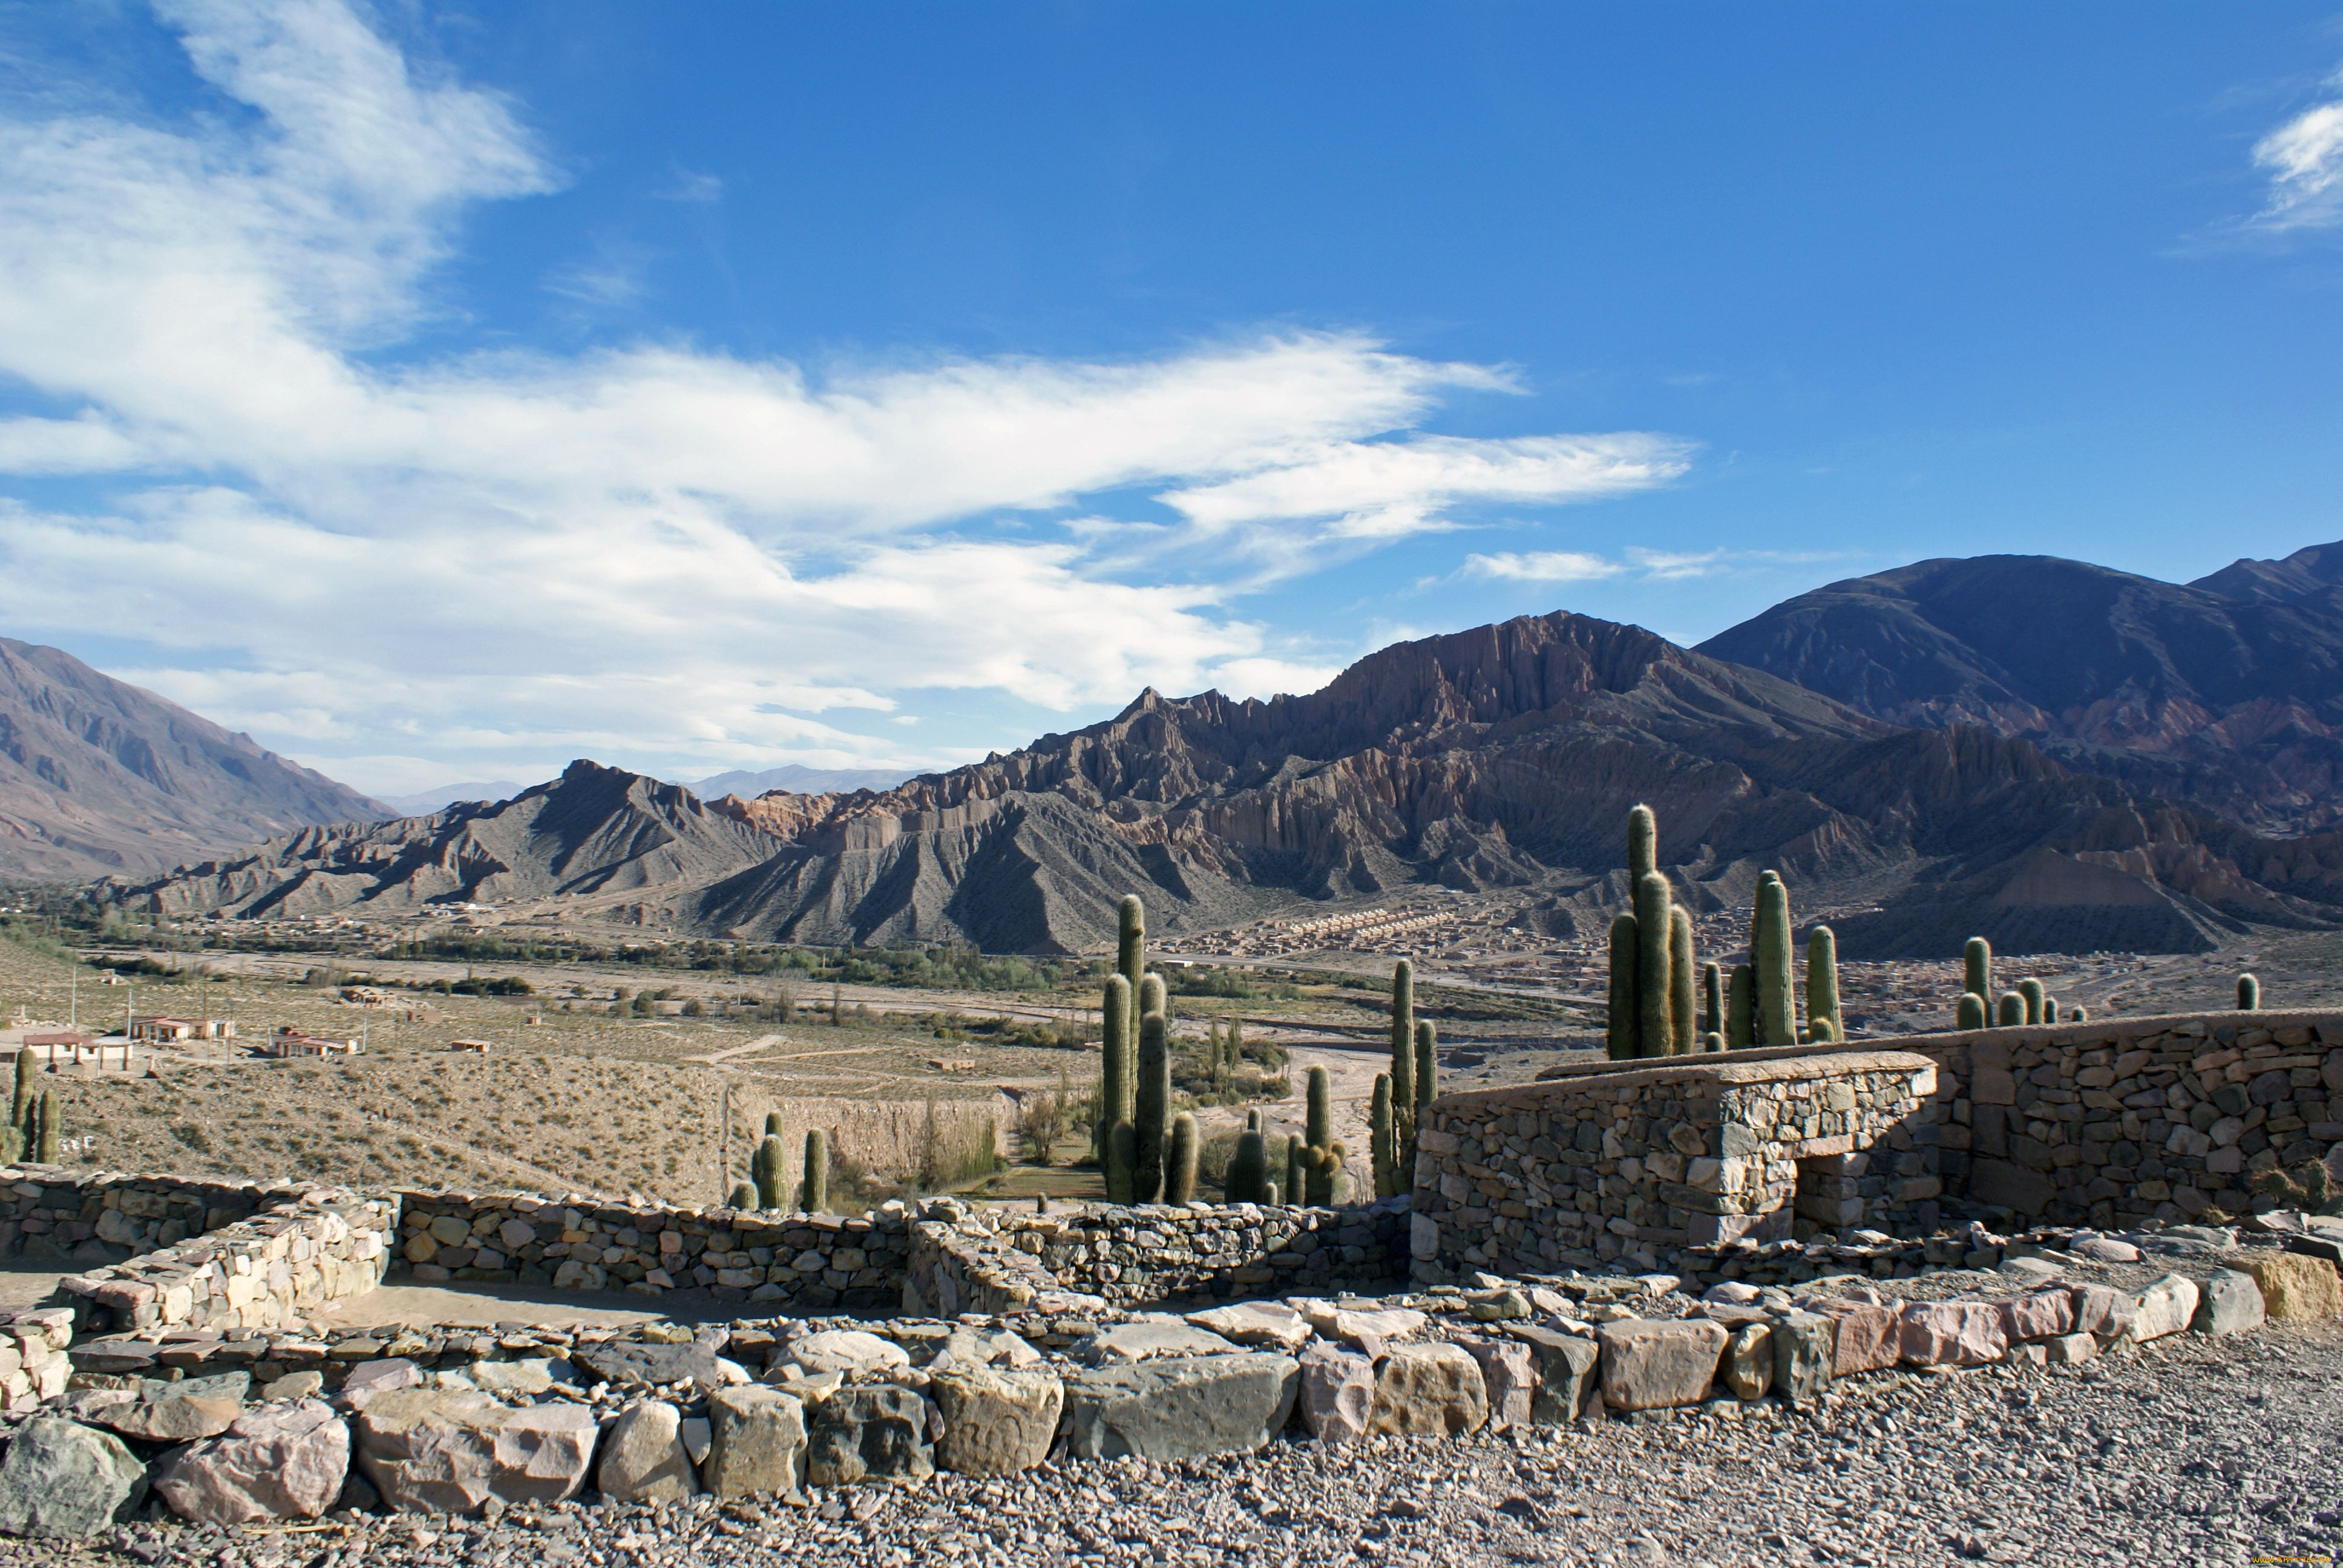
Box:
[1702,1031,1723,1053]
[1997,991,2025,1027]
[1227,1128,1270,1203]
[1806,1018,1837,1044]
[2016,978,2045,1025]
[727,1181,758,1210]
[1752,873,1795,1046]
[1285,1136,1307,1207]
[1668,905,1696,1059]
[2238,973,2260,1010]
[1305,1141,1343,1207]
[2069,1005,2088,1023]
[2043,998,2060,1024]
[1107,1121,1138,1204]
[1605,913,1640,1060]
[1963,937,1991,1008]
[1165,1112,1200,1204]
[1246,1107,1260,1132]
[1134,1010,1172,1202]
[1956,992,1988,1031]
[1726,964,1755,1048]
[1805,925,1841,1044]
[1414,1020,1437,1112]
[751,1134,788,1209]
[1370,1073,1398,1199]
[799,1129,829,1213]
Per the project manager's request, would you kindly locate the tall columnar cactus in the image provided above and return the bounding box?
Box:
[1133,1010,1172,1203]
[1165,1112,1201,1205]
[1118,893,1145,1039]
[1634,871,1675,1058]
[1301,1064,1341,1205]
[1702,962,1724,1041]
[728,1181,759,1210]
[1996,991,2025,1027]
[1668,906,1696,1059]
[1964,938,1992,1009]
[1605,914,1640,1060]
[1097,1120,1132,1200]
[1956,991,1988,1031]
[799,1129,829,1213]
[1388,959,1415,1137]
[764,1111,784,1138]
[752,1134,788,1209]
[1099,973,1133,1159]
[2017,978,2045,1025]
[1805,925,1842,1044]
[2238,973,2260,1010]
[1727,964,1755,1048]
[1227,1126,1269,1204]
[36,1089,57,1165]
[1752,873,1795,1047]
[1370,1073,1397,1199]
[1414,1020,1438,1116]
[1627,802,1657,882]
[12,1049,35,1135]
[1285,1136,1307,1208]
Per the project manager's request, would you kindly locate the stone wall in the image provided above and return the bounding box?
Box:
[0,1168,318,1266]
[54,1189,393,1334]
[390,1190,911,1312]
[1416,1051,1939,1280]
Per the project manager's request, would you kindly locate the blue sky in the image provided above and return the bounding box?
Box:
[2,2,2342,797]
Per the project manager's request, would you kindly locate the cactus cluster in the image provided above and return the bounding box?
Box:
[1100,893,1182,1205]
[1,1050,32,1165]
[1372,961,1416,1198]
[1604,805,1702,1057]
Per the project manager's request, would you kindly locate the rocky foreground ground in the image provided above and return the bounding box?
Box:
[1,1318,2330,1568]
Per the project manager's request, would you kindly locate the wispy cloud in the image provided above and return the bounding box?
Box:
[0,0,1688,792]
[2249,69,2343,231]
[1459,550,1624,584]
[1459,546,1856,587]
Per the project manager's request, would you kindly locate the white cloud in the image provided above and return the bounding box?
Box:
[0,0,1689,793]
[2250,71,2343,231]
[1461,550,1625,584]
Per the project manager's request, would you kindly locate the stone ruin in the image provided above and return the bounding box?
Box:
[0,1006,2338,1538]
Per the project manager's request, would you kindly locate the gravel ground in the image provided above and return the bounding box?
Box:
[9,1318,2337,1568]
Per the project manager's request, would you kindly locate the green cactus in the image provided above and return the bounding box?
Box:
[1388,958,1415,1135]
[1806,1018,1836,1043]
[1668,906,1696,1059]
[10,1049,34,1135]
[1246,1107,1260,1132]
[1099,973,1133,1158]
[1702,962,1724,1041]
[1165,1112,1201,1204]
[1305,1142,1342,1207]
[1228,1016,1245,1061]
[1997,991,2025,1027]
[2042,998,2060,1024]
[1118,893,1145,1037]
[2069,1005,2088,1023]
[1605,913,1640,1060]
[1106,1120,1138,1204]
[1370,1073,1397,1199]
[751,1134,788,1209]
[799,1129,829,1213]
[2238,973,2260,1010]
[1227,1127,1269,1204]
[1414,1020,1437,1113]
[727,1181,759,1210]
[1956,991,1988,1031]
[2017,978,2045,1025]
[1285,1135,1306,1207]
[1305,1063,1332,1149]
[1133,1010,1171,1202]
[1752,873,1796,1047]
[36,1090,56,1166]
[1805,925,1842,1044]
[1139,973,1167,1024]
[1702,1031,1724,1053]
[1964,938,1991,1008]
[763,1111,784,1138]
[1727,963,1755,1048]
[1627,802,1657,883]
[1634,871,1675,1058]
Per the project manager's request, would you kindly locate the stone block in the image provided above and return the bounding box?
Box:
[1073,1321,1238,1365]
[2043,1331,2098,1365]
[1296,1344,1374,1444]
[1062,1352,1299,1461]
[1369,1344,1489,1436]
[2129,1274,2201,1343]
[1185,1302,1312,1351]
[597,1400,698,1504]
[89,1371,249,1442]
[2192,1269,2266,1338]
[2245,1252,2343,1320]
[805,1385,931,1486]
[1722,1322,1772,1401]
[1999,1290,2074,1342]
[0,1418,149,1539]
[704,1387,807,1502]
[930,1367,1061,1476]
[152,1399,349,1524]
[1502,1324,1601,1425]
[1461,1339,1536,1433]
[1899,1301,2006,1367]
[352,1390,597,1515]
[1771,1312,1833,1407]
[1969,1158,2054,1218]
[1805,1298,1899,1375]
[1596,1318,1728,1411]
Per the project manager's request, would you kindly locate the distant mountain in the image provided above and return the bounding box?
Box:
[112,610,2343,958]
[376,782,530,817]
[0,638,388,880]
[2191,540,2343,619]
[1698,552,2343,833]
[684,765,912,799]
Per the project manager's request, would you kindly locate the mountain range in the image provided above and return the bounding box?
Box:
[0,638,387,880]
[60,535,2343,957]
